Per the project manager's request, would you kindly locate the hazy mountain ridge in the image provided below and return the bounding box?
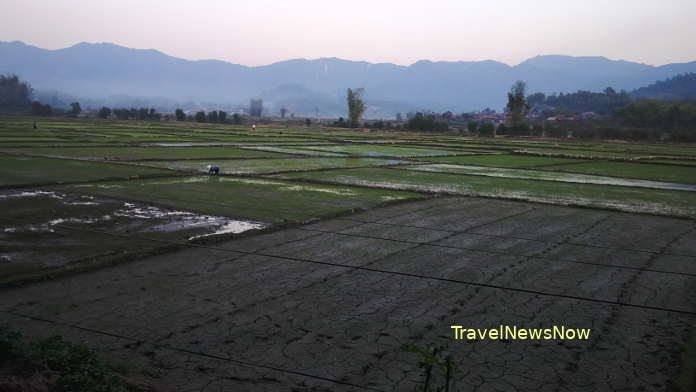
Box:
[631,73,696,100]
[2,41,696,116]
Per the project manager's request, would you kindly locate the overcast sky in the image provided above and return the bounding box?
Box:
[1,0,694,66]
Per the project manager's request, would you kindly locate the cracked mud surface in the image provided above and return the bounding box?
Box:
[1,197,694,391]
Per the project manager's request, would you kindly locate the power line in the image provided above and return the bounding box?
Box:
[1,215,694,316]
[0,309,384,392]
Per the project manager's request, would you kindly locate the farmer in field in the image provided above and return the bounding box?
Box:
[207,164,219,175]
[252,123,256,131]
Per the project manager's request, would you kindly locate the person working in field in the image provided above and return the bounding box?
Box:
[207,164,219,175]
[252,123,256,131]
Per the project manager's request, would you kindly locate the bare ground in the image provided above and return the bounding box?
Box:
[0,197,694,391]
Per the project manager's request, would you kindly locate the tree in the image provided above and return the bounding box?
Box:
[31,101,52,116]
[347,88,366,128]
[280,107,287,118]
[218,111,227,123]
[467,121,478,134]
[175,108,186,121]
[506,80,530,128]
[98,107,111,119]
[0,74,33,111]
[208,110,218,123]
[113,108,129,120]
[194,111,206,122]
[478,122,496,137]
[232,113,242,124]
[68,102,81,117]
[405,112,449,132]
[305,118,311,126]
[526,92,546,106]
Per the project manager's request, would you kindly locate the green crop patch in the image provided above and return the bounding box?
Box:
[0,155,172,186]
[67,176,424,222]
[650,159,696,166]
[239,146,349,156]
[424,154,587,167]
[542,161,696,184]
[2,146,290,160]
[398,163,696,192]
[146,157,404,173]
[520,148,654,158]
[301,144,468,157]
[272,167,696,217]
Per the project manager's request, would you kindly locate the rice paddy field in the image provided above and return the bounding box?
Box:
[1,116,695,391]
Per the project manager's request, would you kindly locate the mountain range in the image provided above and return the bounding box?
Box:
[2,40,696,117]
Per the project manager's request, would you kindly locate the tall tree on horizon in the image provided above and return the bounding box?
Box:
[0,74,33,111]
[506,81,530,127]
[347,88,366,128]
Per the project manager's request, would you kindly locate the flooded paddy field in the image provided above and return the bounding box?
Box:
[66,176,424,222]
[272,167,696,217]
[0,146,291,160]
[540,160,696,184]
[424,154,589,167]
[145,157,405,174]
[0,189,267,287]
[1,116,695,391]
[400,163,696,191]
[299,144,471,157]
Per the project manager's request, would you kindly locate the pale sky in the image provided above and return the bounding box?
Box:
[1,0,694,66]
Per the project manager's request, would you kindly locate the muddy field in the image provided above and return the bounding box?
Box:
[1,197,694,391]
[1,117,695,391]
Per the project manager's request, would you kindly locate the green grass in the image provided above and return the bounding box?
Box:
[272,167,696,217]
[521,148,655,158]
[0,325,138,392]
[649,159,696,166]
[301,144,468,157]
[145,157,404,173]
[423,154,587,167]
[67,176,425,222]
[542,161,696,184]
[0,155,172,186]
[3,116,696,219]
[398,163,696,191]
[239,145,349,156]
[2,146,289,160]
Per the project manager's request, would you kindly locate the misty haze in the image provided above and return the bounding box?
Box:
[1,1,695,392]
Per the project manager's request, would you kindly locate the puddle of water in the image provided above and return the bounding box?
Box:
[1,192,270,239]
[281,185,357,196]
[0,190,65,200]
[73,184,124,189]
[381,195,408,201]
[140,177,209,186]
[188,220,267,241]
[115,202,269,239]
[221,178,287,186]
[48,217,99,225]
